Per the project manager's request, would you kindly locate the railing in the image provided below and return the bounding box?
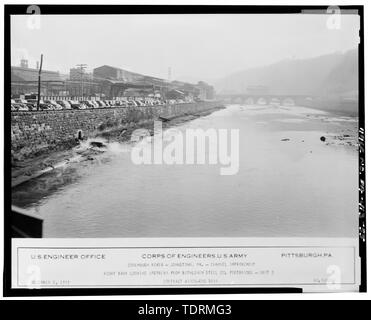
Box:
[41,96,101,101]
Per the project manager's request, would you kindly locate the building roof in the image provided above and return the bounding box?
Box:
[94,65,162,79]
[173,89,185,95]
[11,66,62,82]
[103,79,153,89]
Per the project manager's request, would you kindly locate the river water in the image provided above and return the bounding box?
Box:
[12,104,359,238]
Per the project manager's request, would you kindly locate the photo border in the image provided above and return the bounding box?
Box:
[3,4,366,296]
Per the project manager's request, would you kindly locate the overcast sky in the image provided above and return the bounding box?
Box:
[11,13,360,82]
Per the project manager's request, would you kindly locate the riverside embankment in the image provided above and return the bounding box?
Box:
[11,101,224,187]
[11,104,358,238]
[11,101,224,161]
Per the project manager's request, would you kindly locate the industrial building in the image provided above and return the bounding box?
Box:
[11,60,215,101]
[11,60,65,96]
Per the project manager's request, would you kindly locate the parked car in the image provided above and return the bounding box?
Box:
[11,101,22,111]
[95,100,105,107]
[56,100,72,110]
[79,102,88,109]
[82,100,95,108]
[68,100,80,110]
[89,100,97,108]
[44,100,63,110]
[134,99,144,106]
[39,101,55,110]
[26,103,37,111]
[26,99,43,110]
[15,103,29,111]
[127,100,137,107]
[11,100,18,111]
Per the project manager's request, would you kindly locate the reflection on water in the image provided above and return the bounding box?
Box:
[12,104,358,238]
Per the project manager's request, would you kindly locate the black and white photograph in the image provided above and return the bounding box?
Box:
[3,4,366,295]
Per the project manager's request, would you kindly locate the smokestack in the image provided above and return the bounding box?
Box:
[36,61,39,70]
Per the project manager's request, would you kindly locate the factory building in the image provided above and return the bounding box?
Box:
[11,60,216,100]
[11,60,64,96]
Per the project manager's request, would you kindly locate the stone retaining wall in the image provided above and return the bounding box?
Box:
[11,102,222,160]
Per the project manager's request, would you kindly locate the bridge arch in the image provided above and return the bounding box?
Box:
[282,97,295,106]
[245,97,255,105]
[233,97,243,104]
[257,97,268,105]
[269,97,281,106]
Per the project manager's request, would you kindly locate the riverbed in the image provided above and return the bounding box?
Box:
[12,104,359,238]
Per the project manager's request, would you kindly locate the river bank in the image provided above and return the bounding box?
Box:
[11,106,224,189]
[11,103,358,238]
[246,105,358,149]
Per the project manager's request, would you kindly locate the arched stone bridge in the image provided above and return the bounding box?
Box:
[218,94,316,107]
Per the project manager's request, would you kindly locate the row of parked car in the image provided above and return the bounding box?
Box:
[10,97,186,112]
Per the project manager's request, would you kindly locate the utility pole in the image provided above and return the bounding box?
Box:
[37,54,43,111]
[76,64,87,99]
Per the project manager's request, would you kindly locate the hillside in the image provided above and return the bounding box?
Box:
[214,48,358,98]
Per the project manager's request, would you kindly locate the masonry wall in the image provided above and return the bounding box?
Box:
[11,102,222,161]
